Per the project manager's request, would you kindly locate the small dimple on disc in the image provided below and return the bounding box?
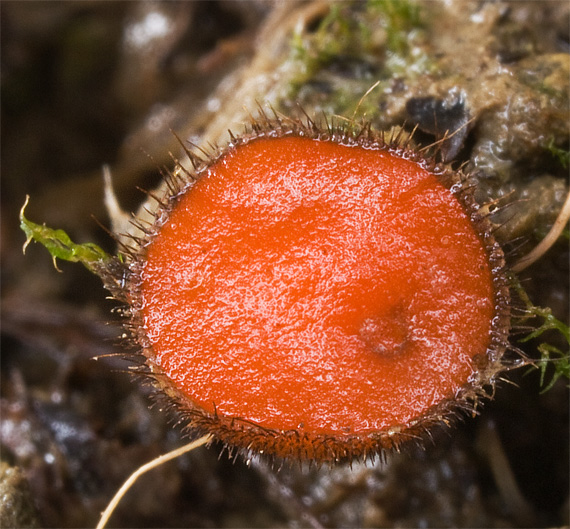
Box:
[141,136,495,435]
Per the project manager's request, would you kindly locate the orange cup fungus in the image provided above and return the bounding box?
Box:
[125,117,511,462]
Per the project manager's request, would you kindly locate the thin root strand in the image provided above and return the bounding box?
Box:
[96,434,212,529]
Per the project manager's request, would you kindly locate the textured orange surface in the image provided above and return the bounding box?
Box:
[141,137,494,435]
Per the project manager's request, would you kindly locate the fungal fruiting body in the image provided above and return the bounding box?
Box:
[129,120,510,461]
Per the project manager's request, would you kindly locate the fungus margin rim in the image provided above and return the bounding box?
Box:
[110,114,514,463]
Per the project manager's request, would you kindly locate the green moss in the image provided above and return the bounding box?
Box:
[20,196,112,274]
[367,0,422,55]
[286,0,432,119]
[512,274,570,392]
[290,3,371,71]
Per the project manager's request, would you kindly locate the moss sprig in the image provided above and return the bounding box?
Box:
[20,195,113,275]
[521,311,570,393]
[367,0,422,55]
[511,273,570,392]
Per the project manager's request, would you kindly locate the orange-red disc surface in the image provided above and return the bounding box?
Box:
[141,136,494,435]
